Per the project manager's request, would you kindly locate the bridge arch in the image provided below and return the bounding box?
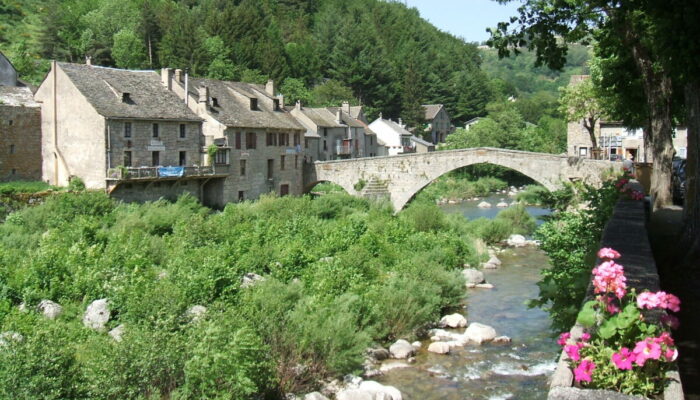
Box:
[303,180,355,196]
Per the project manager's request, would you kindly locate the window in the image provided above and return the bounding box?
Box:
[278,133,285,146]
[212,98,219,107]
[9,144,15,154]
[240,159,246,176]
[323,128,328,137]
[152,123,159,138]
[267,133,277,146]
[179,151,186,166]
[679,147,687,158]
[280,155,285,170]
[215,149,229,165]
[323,140,327,151]
[123,151,132,167]
[370,136,373,145]
[235,132,241,149]
[152,151,160,166]
[179,124,186,138]
[249,98,257,110]
[238,191,245,201]
[579,147,588,156]
[124,122,132,138]
[280,184,289,196]
[246,132,256,149]
[267,159,274,180]
[8,120,12,126]
[273,99,279,110]
[11,169,16,175]
[294,133,300,146]
[295,155,298,169]
[305,138,309,149]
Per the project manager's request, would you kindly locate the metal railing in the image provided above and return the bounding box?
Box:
[107,165,223,181]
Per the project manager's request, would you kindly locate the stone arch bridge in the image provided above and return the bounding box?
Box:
[303,147,620,211]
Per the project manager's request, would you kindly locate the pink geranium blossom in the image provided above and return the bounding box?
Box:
[565,343,583,361]
[637,291,662,309]
[581,332,591,342]
[574,359,596,383]
[612,347,634,370]
[592,260,627,299]
[557,332,571,346]
[633,338,662,366]
[597,248,621,260]
[663,293,681,312]
[637,291,681,312]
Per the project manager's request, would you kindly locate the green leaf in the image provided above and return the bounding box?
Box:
[598,317,618,339]
[615,303,640,330]
[576,300,597,327]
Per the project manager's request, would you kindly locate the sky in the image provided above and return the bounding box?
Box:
[404,0,521,43]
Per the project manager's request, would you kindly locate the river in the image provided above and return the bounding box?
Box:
[375,194,558,400]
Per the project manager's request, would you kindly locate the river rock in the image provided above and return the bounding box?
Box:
[304,393,329,400]
[367,347,390,361]
[439,313,467,328]
[379,360,411,372]
[496,201,509,208]
[493,336,512,344]
[507,234,527,247]
[359,381,402,400]
[38,300,63,319]
[241,272,265,288]
[475,283,494,289]
[336,389,373,400]
[109,324,125,342]
[389,339,415,359]
[411,341,421,349]
[83,299,110,331]
[429,329,465,343]
[462,268,485,285]
[187,305,207,322]
[477,201,492,208]
[464,322,497,344]
[482,255,502,269]
[427,342,451,354]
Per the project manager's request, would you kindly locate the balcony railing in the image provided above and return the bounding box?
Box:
[107,165,226,181]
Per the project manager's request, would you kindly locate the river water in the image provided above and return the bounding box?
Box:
[376,195,558,400]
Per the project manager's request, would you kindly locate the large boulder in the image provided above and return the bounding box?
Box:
[438,313,467,328]
[464,322,497,344]
[187,305,207,322]
[506,234,527,247]
[336,389,373,400]
[389,339,415,359]
[366,347,390,361]
[359,381,402,400]
[83,299,110,331]
[496,202,509,208]
[303,393,329,400]
[482,255,502,269]
[477,201,492,208]
[427,342,451,354]
[241,273,265,288]
[462,268,485,285]
[37,300,62,319]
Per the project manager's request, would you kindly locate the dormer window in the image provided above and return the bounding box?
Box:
[121,92,131,103]
[250,98,258,110]
[212,97,219,107]
[273,99,280,111]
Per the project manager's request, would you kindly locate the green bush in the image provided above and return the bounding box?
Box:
[0,181,53,195]
[468,217,512,244]
[400,201,447,232]
[495,204,536,235]
[515,184,549,205]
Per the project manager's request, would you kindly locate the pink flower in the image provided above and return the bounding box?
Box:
[592,261,627,299]
[637,291,681,312]
[665,293,681,312]
[654,332,675,347]
[633,338,662,366]
[661,314,680,330]
[637,291,662,309]
[557,332,571,346]
[574,359,596,383]
[597,248,621,260]
[664,348,678,362]
[612,347,634,370]
[581,332,591,342]
[565,344,582,361]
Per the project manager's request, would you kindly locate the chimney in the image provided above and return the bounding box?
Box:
[379,112,383,119]
[198,86,209,105]
[342,101,350,113]
[295,100,302,110]
[398,118,403,127]
[85,56,92,66]
[278,95,285,109]
[265,79,275,96]
[335,109,342,123]
[174,69,183,83]
[161,68,173,90]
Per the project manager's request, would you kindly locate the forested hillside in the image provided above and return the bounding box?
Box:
[0,0,494,123]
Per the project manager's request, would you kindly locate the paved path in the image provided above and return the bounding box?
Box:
[649,206,700,400]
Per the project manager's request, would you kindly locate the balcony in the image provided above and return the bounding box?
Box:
[335,144,353,155]
[107,165,229,181]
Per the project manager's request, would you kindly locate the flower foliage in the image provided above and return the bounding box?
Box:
[560,248,680,396]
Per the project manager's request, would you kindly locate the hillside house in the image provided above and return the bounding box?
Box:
[368,117,415,156]
[423,104,454,144]
[163,71,306,206]
[0,52,42,181]
[35,62,215,203]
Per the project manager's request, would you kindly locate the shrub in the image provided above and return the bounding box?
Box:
[516,184,549,205]
[468,217,512,244]
[400,201,446,232]
[495,204,536,235]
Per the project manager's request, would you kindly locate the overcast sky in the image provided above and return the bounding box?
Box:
[404,0,521,43]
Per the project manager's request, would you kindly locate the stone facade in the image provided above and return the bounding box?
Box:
[0,86,42,181]
[306,147,620,211]
[423,104,453,144]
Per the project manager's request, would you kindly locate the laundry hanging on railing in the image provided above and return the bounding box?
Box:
[158,166,185,177]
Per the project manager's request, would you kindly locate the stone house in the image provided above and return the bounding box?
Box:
[163,71,307,206]
[410,135,435,153]
[0,52,42,181]
[35,61,214,203]
[368,117,415,156]
[423,104,454,144]
[289,101,377,161]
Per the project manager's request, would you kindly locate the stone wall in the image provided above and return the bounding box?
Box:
[110,179,203,203]
[0,105,42,181]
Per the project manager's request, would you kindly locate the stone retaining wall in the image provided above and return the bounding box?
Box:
[548,183,684,399]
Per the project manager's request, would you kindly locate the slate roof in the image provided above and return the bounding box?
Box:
[327,107,364,128]
[349,105,363,120]
[297,107,345,128]
[58,63,200,121]
[186,77,304,131]
[410,135,434,147]
[376,118,412,136]
[0,86,39,107]
[422,104,443,120]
